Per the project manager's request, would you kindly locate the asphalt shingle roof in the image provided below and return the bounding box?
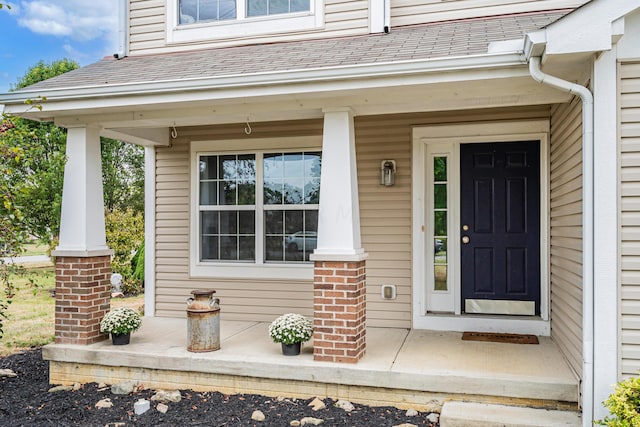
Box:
[22,11,569,92]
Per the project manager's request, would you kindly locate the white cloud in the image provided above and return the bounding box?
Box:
[16,0,118,42]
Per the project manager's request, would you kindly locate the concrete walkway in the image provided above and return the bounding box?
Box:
[44,318,579,409]
[1,255,51,264]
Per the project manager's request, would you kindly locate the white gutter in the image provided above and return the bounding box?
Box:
[529,56,594,427]
[0,51,526,106]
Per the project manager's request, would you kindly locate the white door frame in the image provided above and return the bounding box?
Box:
[411,120,551,335]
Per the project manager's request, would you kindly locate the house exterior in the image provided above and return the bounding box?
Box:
[1,0,640,424]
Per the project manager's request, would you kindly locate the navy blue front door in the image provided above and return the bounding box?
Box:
[460,141,540,315]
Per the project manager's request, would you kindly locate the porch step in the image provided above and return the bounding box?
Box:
[439,402,581,427]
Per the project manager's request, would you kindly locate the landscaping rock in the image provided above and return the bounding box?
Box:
[111,381,137,395]
[0,368,17,378]
[290,421,301,427]
[392,424,417,427]
[405,408,419,417]
[72,382,82,391]
[156,403,169,414]
[48,385,73,393]
[133,399,150,415]
[251,409,266,421]
[151,389,182,403]
[95,398,113,409]
[300,417,324,426]
[427,412,440,423]
[308,397,326,411]
[335,400,355,412]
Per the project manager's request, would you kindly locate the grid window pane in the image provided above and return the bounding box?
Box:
[265,236,284,261]
[200,211,255,261]
[247,0,310,17]
[264,151,321,205]
[434,184,447,209]
[291,0,309,12]
[434,157,447,182]
[267,209,317,262]
[179,0,236,23]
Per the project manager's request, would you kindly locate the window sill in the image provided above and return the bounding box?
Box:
[190,262,314,281]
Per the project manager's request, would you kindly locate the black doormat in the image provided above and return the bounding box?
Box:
[462,331,539,344]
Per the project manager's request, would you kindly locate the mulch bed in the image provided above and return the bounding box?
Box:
[0,348,440,426]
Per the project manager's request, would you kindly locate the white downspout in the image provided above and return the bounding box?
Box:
[529,56,594,427]
[115,0,128,59]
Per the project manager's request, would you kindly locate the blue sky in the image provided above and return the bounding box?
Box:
[0,1,118,93]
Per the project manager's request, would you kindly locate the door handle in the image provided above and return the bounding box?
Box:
[462,236,470,244]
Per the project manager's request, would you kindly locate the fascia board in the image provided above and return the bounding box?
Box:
[0,52,526,113]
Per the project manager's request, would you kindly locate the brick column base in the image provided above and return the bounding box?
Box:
[313,260,366,363]
[55,256,111,345]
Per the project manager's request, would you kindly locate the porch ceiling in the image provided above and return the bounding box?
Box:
[43,318,579,407]
[48,74,571,133]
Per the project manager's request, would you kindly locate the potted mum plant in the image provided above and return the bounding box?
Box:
[100,307,142,345]
[268,313,313,356]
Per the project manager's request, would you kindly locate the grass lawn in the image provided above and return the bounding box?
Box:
[21,242,49,257]
[1,266,144,357]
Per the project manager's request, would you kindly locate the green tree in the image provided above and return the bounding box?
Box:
[0,117,28,338]
[4,59,79,247]
[12,59,78,91]
[102,139,145,214]
[5,60,145,246]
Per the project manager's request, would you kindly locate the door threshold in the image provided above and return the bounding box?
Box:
[413,313,550,336]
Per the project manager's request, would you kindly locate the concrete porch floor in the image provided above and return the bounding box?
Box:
[43,318,579,411]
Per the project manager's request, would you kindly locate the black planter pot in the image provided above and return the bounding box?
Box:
[111,333,131,345]
[281,342,301,356]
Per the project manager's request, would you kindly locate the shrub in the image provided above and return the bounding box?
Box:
[597,376,640,426]
[105,208,143,294]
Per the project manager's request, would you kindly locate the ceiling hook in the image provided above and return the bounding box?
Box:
[171,122,178,139]
[244,117,252,135]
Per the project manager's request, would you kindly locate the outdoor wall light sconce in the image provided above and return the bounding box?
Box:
[380,160,397,186]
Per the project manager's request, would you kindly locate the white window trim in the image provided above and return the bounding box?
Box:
[411,121,551,336]
[167,0,324,44]
[190,136,321,280]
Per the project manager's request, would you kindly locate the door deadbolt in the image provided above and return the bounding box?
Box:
[462,224,469,231]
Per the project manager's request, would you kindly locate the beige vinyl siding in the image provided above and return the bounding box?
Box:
[390,0,587,28]
[154,120,322,320]
[128,0,368,55]
[154,107,549,325]
[129,0,165,54]
[549,96,583,379]
[355,106,550,328]
[620,61,640,377]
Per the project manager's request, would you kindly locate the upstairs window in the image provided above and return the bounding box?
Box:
[170,0,323,43]
[178,0,311,25]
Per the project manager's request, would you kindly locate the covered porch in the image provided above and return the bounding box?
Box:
[43,318,579,411]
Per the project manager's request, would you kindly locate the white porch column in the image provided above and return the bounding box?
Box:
[311,108,367,364]
[52,125,112,345]
[592,47,619,420]
[54,125,110,255]
[313,108,366,260]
